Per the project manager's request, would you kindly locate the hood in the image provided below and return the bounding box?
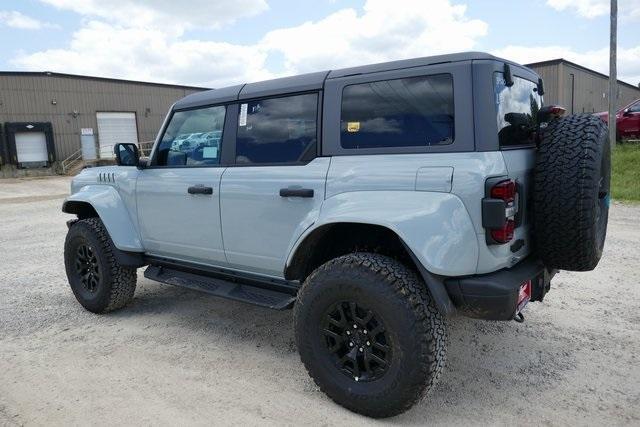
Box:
[593,111,621,122]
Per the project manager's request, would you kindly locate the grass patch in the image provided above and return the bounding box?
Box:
[611,143,640,202]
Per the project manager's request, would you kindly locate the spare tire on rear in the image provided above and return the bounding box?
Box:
[533,114,610,271]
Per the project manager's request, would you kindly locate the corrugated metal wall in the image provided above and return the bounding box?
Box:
[530,63,559,104]
[0,74,203,162]
[528,61,640,114]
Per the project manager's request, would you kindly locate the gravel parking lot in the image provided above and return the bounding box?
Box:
[1,176,638,426]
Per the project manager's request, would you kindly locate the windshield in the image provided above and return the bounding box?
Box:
[494,72,543,148]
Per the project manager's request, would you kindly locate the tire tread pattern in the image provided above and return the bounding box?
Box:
[67,218,137,312]
[294,253,446,418]
[533,114,609,271]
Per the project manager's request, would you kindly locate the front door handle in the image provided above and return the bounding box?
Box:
[188,185,213,195]
[279,187,314,198]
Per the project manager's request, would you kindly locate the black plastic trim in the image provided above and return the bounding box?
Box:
[279,188,314,198]
[144,265,296,310]
[444,257,555,321]
[144,255,300,295]
[114,250,146,268]
[400,241,456,317]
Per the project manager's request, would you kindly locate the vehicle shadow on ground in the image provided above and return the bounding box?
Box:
[111,277,577,422]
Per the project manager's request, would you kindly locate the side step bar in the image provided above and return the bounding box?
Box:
[144,265,296,310]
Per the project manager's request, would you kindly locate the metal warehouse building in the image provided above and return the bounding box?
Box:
[527,58,640,115]
[0,72,204,178]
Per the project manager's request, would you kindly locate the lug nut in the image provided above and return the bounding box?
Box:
[363,330,367,334]
[349,342,354,347]
[346,331,350,335]
[353,324,357,329]
[359,347,363,352]
[366,341,370,346]
[354,377,359,382]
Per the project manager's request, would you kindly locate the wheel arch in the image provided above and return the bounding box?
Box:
[62,200,99,219]
[285,221,456,316]
[62,185,144,254]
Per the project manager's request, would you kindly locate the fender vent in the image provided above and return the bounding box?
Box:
[98,172,115,183]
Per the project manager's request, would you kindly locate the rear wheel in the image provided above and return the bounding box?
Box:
[64,218,137,313]
[294,253,446,418]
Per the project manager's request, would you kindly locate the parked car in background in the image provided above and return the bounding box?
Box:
[595,99,640,140]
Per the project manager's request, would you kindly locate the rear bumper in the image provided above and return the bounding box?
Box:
[444,257,556,321]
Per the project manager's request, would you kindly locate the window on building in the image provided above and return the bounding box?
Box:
[235,93,318,164]
[154,106,225,167]
[340,74,454,149]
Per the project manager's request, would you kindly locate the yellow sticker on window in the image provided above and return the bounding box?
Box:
[347,121,360,132]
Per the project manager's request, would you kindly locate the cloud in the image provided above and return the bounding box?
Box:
[262,0,488,74]
[545,0,640,20]
[12,21,271,87]
[0,10,58,29]
[14,0,489,87]
[492,45,640,86]
[39,0,269,31]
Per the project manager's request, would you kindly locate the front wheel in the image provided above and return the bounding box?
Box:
[294,253,446,418]
[64,218,137,313]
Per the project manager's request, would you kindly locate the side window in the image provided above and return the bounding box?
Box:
[154,106,225,167]
[629,101,640,113]
[340,74,454,149]
[236,93,317,164]
[494,72,542,148]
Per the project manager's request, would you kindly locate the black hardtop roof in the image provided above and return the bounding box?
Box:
[173,51,518,110]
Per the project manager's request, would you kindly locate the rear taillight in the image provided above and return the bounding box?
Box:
[490,180,516,204]
[490,219,515,243]
[486,178,518,244]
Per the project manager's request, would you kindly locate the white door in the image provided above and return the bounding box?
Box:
[96,112,138,159]
[15,132,48,163]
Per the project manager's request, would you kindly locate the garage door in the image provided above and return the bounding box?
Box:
[96,112,138,159]
[15,132,48,163]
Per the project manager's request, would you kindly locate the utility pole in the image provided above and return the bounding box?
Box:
[609,0,617,147]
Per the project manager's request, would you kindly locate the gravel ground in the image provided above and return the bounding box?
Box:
[0,176,638,426]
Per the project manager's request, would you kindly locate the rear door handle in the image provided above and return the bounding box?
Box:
[279,187,314,198]
[188,185,213,195]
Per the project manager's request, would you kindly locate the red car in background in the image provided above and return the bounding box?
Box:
[595,98,640,141]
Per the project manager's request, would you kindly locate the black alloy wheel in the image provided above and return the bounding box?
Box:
[322,301,391,382]
[75,244,101,294]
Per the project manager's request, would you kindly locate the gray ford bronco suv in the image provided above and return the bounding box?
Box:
[63,52,610,418]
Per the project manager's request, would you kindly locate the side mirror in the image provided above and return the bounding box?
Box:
[622,108,631,117]
[114,143,139,167]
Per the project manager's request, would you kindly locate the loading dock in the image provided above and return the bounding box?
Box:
[5,122,56,169]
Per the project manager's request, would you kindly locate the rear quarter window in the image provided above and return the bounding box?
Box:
[340,74,454,149]
[494,72,543,148]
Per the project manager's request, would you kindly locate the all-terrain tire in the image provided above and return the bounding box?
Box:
[294,253,446,418]
[533,114,611,271]
[64,218,137,313]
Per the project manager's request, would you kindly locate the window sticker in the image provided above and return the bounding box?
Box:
[239,103,248,126]
[347,121,360,133]
[203,146,218,158]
